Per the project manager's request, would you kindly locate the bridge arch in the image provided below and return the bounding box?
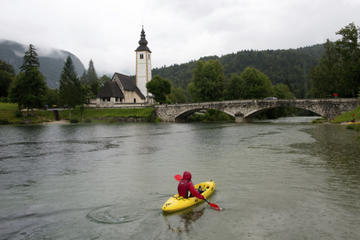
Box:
[242,105,322,119]
[175,107,235,122]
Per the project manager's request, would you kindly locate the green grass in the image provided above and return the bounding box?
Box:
[59,107,155,123]
[0,103,155,124]
[0,102,55,124]
[0,102,18,111]
[332,106,360,123]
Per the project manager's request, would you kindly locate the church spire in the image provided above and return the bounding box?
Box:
[135,26,151,52]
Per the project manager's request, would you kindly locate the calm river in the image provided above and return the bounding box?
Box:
[0,118,359,240]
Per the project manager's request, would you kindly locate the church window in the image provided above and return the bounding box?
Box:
[134,98,136,103]
[140,53,144,59]
[148,54,150,60]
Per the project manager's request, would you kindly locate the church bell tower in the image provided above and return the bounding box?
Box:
[135,26,152,98]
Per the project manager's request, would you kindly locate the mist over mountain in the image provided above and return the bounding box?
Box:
[0,40,85,89]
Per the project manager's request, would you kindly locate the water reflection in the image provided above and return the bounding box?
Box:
[293,124,360,179]
[165,206,206,233]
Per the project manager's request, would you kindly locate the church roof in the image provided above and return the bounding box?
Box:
[97,80,124,98]
[135,27,151,52]
[114,73,146,99]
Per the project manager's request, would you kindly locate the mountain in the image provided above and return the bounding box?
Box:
[152,44,324,98]
[0,40,85,89]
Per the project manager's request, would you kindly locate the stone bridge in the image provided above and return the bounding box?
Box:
[155,98,359,122]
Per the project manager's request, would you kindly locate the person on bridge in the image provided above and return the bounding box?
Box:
[178,171,205,200]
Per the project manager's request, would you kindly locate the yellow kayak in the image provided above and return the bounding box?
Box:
[162,180,216,213]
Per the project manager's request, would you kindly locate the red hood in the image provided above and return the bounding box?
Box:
[182,171,192,181]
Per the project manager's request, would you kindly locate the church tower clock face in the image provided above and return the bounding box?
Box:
[135,27,152,98]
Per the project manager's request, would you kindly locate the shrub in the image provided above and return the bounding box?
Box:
[0,119,9,124]
[14,110,22,118]
[70,118,79,123]
[0,97,9,103]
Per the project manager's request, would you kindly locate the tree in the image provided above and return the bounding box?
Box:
[59,56,83,119]
[9,44,47,111]
[240,67,273,99]
[146,75,171,104]
[99,74,111,88]
[224,73,245,100]
[188,59,225,102]
[309,40,341,97]
[86,60,99,97]
[0,60,15,98]
[310,23,360,98]
[44,88,59,107]
[273,83,295,99]
[168,86,186,103]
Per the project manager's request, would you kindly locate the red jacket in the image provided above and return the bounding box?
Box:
[177,171,204,200]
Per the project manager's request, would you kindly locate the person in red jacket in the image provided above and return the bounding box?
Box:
[177,171,204,200]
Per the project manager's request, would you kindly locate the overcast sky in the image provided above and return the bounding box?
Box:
[1,0,360,75]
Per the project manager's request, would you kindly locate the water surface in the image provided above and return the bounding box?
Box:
[0,118,359,239]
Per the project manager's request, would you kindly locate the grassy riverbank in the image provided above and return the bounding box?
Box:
[0,103,54,124]
[332,106,360,131]
[0,103,155,124]
[59,107,155,123]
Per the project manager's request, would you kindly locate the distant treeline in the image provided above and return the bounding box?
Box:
[153,44,324,98]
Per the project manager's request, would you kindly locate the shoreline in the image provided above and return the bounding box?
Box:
[41,120,70,125]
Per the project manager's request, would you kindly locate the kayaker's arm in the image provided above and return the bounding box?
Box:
[188,182,205,199]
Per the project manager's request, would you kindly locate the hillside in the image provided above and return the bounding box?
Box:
[0,40,85,89]
[153,44,324,98]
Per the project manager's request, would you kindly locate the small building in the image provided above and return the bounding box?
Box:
[92,27,153,107]
[95,73,145,106]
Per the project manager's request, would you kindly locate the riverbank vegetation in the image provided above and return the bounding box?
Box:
[0,102,155,124]
[59,107,155,123]
[0,102,54,124]
[331,106,360,131]
[332,106,360,123]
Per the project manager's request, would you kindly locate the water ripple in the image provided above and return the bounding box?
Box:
[86,204,145,224]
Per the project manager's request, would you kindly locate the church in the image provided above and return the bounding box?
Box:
[93,27,153,107]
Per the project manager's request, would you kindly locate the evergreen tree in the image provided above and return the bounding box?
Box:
[0,59,15,98]
[59,56,83,119]
[99,74,111,88]
[87,60,99,97]
[20,44,39,71]
[9,44,47,111]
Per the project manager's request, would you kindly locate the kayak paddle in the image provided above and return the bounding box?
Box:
[174,174,182,181]
[204,199,221,211]
[173,174,221,211]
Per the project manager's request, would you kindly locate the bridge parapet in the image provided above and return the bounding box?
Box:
[155,98,359,122]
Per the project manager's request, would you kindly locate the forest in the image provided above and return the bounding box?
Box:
[153,44,324,98]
